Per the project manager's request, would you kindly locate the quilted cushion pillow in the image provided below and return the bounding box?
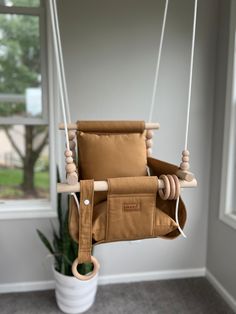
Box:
[77,132,147,180]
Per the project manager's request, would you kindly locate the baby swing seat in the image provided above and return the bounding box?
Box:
[50,0,199,280]
[67,121,187,279]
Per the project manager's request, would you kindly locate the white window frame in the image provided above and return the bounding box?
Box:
[0,1,57,219]
[219,0,236,230]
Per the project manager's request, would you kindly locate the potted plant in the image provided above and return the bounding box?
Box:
[37,182,98,314]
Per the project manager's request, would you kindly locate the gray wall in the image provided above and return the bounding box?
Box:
[0,0,218,285]
[207,0,236,300]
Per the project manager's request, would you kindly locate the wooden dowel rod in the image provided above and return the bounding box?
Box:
[58,122,160,130]
[57,178,197,193]
[176,169,194,182]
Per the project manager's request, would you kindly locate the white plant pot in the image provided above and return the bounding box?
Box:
[53,268,98,314]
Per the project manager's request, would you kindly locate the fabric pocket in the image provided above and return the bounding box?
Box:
[106,193,156,241]
[106,177,158,241]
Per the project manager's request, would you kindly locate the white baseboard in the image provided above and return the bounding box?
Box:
[0,268,205,294]
[206,270,236,313]
[98,267,206,285]
[0,280,55,294]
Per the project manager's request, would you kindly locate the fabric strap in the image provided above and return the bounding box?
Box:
[78,180,94,264]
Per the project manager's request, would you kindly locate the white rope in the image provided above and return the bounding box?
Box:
[148,0,169,123]
[175,196,187,238]
[52,0,71,123]
[175,0,198,238]
[71,193,80,215]
[184,0,198,150]
[49,0,70,151]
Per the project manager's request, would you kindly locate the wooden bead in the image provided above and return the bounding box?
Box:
[147,148,152,157]
[64,149,73,157]
[66,157,73,164]
[182,156,189,162]
[69,140,76,150]
[66,163,76,173]
[146,130,154,140]
[67,172,78,185]
[180,162,190,171]
[182,150,190,157]
[68,131,76,140]
[146,139,153,149]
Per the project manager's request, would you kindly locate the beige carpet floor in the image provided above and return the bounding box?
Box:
[0,277,235,314]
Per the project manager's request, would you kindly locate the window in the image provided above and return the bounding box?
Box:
[0,0,56,218]
[219,0,236,229]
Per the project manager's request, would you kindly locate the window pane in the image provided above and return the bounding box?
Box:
[232,45,236,214]
[0,125,49,200]
[0,0,40,7]
[0,14,42,118]
[231,103,236,214]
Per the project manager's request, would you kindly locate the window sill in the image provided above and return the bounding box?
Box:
[219,212,236,230]
[0,199,57,220]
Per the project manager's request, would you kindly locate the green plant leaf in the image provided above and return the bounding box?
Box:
[53,239,62,271]
[78,262,94,275]
[56,168,64,237]
[36,229,54,254]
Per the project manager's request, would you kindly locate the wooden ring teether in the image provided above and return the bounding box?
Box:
[72,256,100,281]
[172,174,180,199]
[159,175,170,200]
[167,175,175,200]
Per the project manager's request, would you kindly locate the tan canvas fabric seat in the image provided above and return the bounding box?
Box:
[68,121,187,267]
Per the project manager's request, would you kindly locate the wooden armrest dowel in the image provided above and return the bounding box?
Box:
[58,122,160,130]
[176,169,195,182]
[57,178,197,193]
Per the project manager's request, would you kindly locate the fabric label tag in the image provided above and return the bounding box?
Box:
[123,202,140,211]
